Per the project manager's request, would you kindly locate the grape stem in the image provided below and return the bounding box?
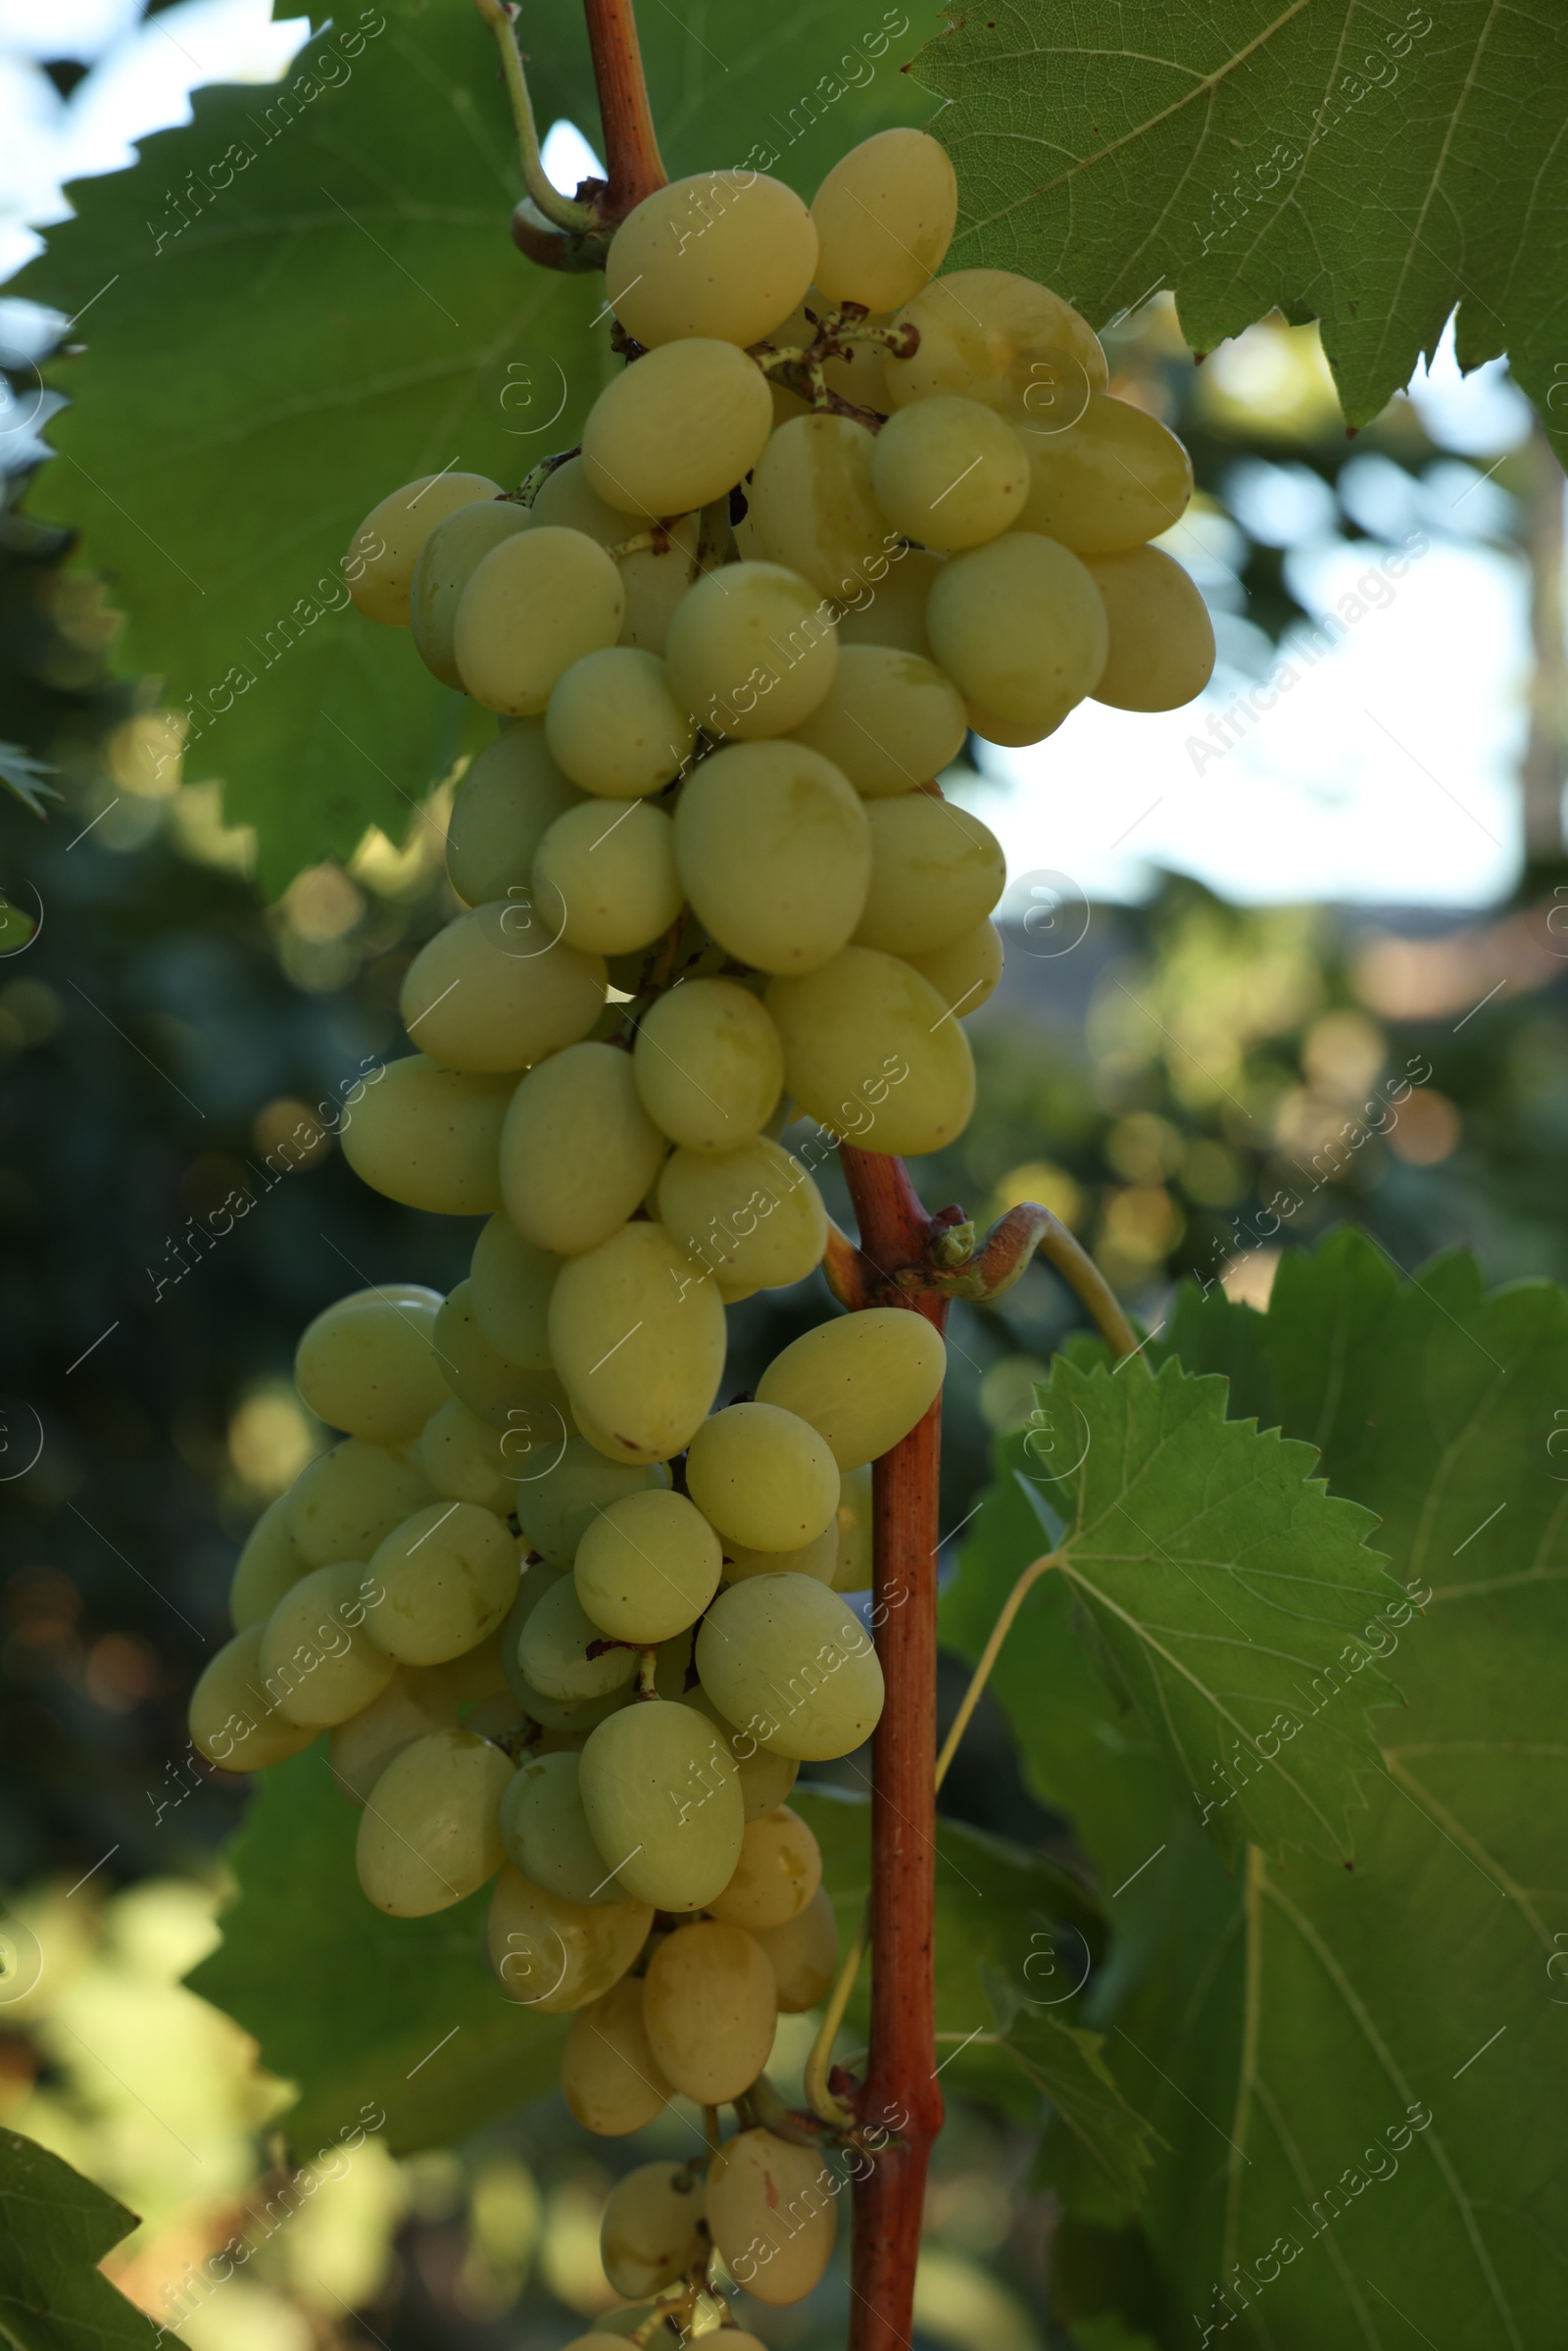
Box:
[494,0,666,269]
[473,0,592,232]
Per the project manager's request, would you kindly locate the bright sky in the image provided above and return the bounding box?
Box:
[0,0,1551,911]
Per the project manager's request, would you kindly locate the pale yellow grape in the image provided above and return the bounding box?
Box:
[758,1306,947,1470]
[697,1574,884,1758]
[706,2129,836,2305]
[600,2162,708,2300]
[469,1216,559,1369]
[664,559,837,742]
[656,1137,825,1296]
[260,1562,396,1727]
[287,1439,433,1567]
[745,414,890,602]
[673,740,868,974]
[533,800,682,956]
[632,977,784,1153]
[499,1042,666,1256]
[642,1918,777,2101]
[765,946,976,1156]
[293,1288,446,1445]
[1015,392,1193,552]
[834,545,944,658]
[883,268,1108,420]
[357,1728,513,1915]
[411,498,532,686]
[831,1462,874,1592]
[329,1667,460,1805]
[398,901,607,1074]
[963,703,1065,749]
[927,532,1108,735]
[517,1575,639,1701]
[574,1489,722,1645]
[487,1862,651,2011]
[722,1525,838,1586]
[1083,544,1216,710]
[366,1499,519,1666]
[346,473,501,626]
[514,1440,669,1573]
[500,1748,628,1904]
[189,1626,316,1772]
[811,125,956,309]
[608,171,816,348]
[854,792,1005,955]
[228,1494,306,1631]
[871,395,1030,552]
[545,647,695,798]
[903,919,1004,1020]
[549,1223,726,1463]
[752,1884,838,2010]
[686,1402,839,1552]
[434,1626,512,1700]
[446,723,587,908]
[665,1670,803,1816]
[499,1571,636,1730]
[433,1279,558,1429]
[788,644,966,797]
[340,1056,514,1216]
[579,1698,745,1911]
[454,528,625,715]
[530,457,700,653]
[707,1804,821,1929]
[562,1976,672,2134]
[583,339,773,519]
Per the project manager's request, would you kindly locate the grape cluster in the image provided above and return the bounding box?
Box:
[188,126,1210,2323]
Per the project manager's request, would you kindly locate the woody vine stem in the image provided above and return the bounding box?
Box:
[481,1,1140,2338]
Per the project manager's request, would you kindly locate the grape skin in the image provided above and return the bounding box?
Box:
[655,1136,828,1295]
[532,798,682,956]
[398,901,607,1076]
[852,793,1006,956]
[410,498,531,687]
[607,171,817,348]
[685,1401,840,1553]
[870,394,1031,552]
[641,1917,778,2101]
[787,643,967,797]
[356,1728,514,1917]
[499,1041,667,1257]
[631,977,785,1153]
[1084,544,1216,710]
[339,1055,514,1217]
[926,530,1109,736]
[695,1573,885,1760]
[578,1698,745,1912]
[582,339,774,519]
[756,1306,947,1471]
[228,1494,307,1632]
[810,126,957,313]
[293,1290,445,1446]
[562,1975,673,2135]
[346,472,501,627]
[444,722,586,907]
[664,560,839,743]
[468,1216,559,1370]
[549,1222,728,1464]
[545,646,695,798]
[287,1439,433,1568]
[672,740,870,975]
[574,1488,722,1646]
[764,945,977,1158]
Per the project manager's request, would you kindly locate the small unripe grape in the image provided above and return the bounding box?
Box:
[765,945,976,1158]
[632,977,785,1154]
[517,1573,640,1703]
[656,1137,827,1297]
[599,2160,707,2300]
[287,1439,434,1567]
[399,901,607,1074]
[189,1626,317,1772]
[562,1975,673,2135]
[455,527,625,715]
[574,1488,722,1645]
[811,127,957,312]
[686,1402,839,1553]
[746,414,891,601]
[446,722,587,907]
[674,740,869,975]
[261,1561,396,1726]
[340,1055,514,1216]
[346,472,501,626]
[927,532,1108,736]
[487,1861,653,2012]
[549,1223,726,1465]
[545,647,695,798]
[583,339,773,518]
[1015,392,1193,552]
[294,1288,446,1445]
[411,498,532,686]
[758,1306,947,1470]
[328,1666,460,1806]
[883,268,1107,420]
[469,1216,559,1369]
[788,644,967,797]
[871,395,1031,551]
[664,560,838,742]
[903,919,1004,1021]
[579,1699,745,1912]
[1083,544,1216,710]
[707,1805,822,1929]
[642,1918,778,2101]
[228,1494,307,1632]
[707,2128,838,2305]
[853,793,1005,956]
[608,171,816,347]
[696,1574,884,1760]
[752,1884,839,2010]
[831,1462,875,1592]
[500,1747,629,1905]
[533,799,682,956]
[499,1042,667,1257]
[357,1728,514,1916]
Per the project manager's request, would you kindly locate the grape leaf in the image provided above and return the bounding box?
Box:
[0,2128,158,2351]
[907,0,1568,443]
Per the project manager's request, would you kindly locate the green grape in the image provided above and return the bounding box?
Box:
[561,1975,673,2135]
[487,1861,652,2012]
[574,1489,722,1645]
[632,978,784,1154]
[764,945,976,1157]
[641,1918,777,2101]
[410,497,532,686]
[549,1223,727,1465]
[499,1748,629,1904]
[260,1561,396,1727]
[398,900,607,1074]
[446,723,587,907]
[188,1626,317,1772]
[433,1279,561,1432]
[341,1055,514,1216]
[674,739,869,974]
[365,1499,519,1667]
[499,1042,667,1257]
[831,1461,874,1592]
[853,792,1005,955]
[228,1493,307,1631]
[544,647,695,798]
[707,1804,822,1929]
[607,171,817,348]
[514,1440,669,1573]
[416,1396,516,1514]
[434,1624,512,1701]
[744,414,891,601]
[721,1525,837,1587]
[757,1306,947,1470]
[883,268,1107,421]
[655,1133,828,1294]
[517,1574,640,1702]
[696,1573,885,1759]
[582,339,774,519]
[599,2161,707,2300]
[1015,392,1193,552]
[578,1699,745,1911]
[751,1884,838,2011]
[328,1666,462,1806]
[650,1651,802,1816]
[962,700,1064,749]
[454,526,625,715]
[530,458,701,653]
[686,1402,839,1553]
[532,799,683,957]
[787,643,967,798]
[927,531,1108,736]
[357,1728,514,1916]
[810,126,957,310]
[834,546,945,658]
[663,560,838,741]
[287,1439,434,1568]
[346,472,502,626]
[293,1287,447,1445]
[903,918,1004,1021]
[871,395,1031,551]
[705,2128,837,2306]
[1084,544,1216,710]
[469,1215,560,1370]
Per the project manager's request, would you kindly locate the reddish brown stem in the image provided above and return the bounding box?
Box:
[584,0,666,220]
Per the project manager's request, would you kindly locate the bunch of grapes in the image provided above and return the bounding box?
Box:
[188,126,1209,2327]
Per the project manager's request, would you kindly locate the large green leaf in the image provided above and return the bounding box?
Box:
[0,2129,158,2351]
[907,1,1568,441]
